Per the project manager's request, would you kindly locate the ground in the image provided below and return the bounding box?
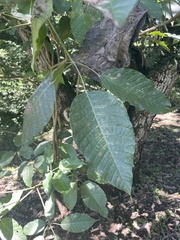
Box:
[0,112,180,240]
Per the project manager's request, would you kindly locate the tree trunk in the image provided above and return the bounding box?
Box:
[131,61,178,182]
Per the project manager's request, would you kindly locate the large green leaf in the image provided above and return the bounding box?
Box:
[22,73,56,144]
[60,213,96,233]
[0,151,15,169]
[87,0,137,27]
[70,0,102,45]
[87,167,107,184]
[0,218,26,240]
[140,0,163,22]
[101,68,171,114]
[31,0,53,68]
[70,91,135,194]
[23,219,46,236]
[0,191,23,216]
[80,180,108,218]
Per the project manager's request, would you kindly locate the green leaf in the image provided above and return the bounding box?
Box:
[0,191,23,216]
[155,40,170,52]
[53,0,71,14]
[70,0,102,45]
[21,164,33,187]
[149,31,166,37]
[0,170,11,178]
[43,172,53,196]
[53,65,65,87]
[18,161,28,177]
[88,0,137,27]
[0,151,15,169]
[70,91,135,194]
[23,219,46,236]
[59,158,85,173]
[34,140,51,157]
[0,218,26,240]
[101,68,171,114]
[63,179,77,210]
[44,194,55,220]
[34,155,49,173]
[87,167,107,184]
[56,16,71,41]
[52,171,70,195]
[19,145,34,159]
[31,0,53,68]
[44,144,53,164]
[140,0,163,22]
[60,213,97,233]
[13,133,22,147]
[80,181,108,218]
[60,143,77,158]
[22,73,56,144]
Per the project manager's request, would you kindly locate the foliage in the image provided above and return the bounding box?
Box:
[0,40,34,117]
[0,0,180,238]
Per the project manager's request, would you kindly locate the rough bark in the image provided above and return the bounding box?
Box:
[131,61,178,182]
[73,5,147,80]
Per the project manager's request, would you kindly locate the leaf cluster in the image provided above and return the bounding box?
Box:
[0,0,179,238]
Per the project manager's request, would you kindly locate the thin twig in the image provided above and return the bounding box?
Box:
[140,10,180,35]
[52,95,59,162]
[0,130,18,135]
[36,187,45,209]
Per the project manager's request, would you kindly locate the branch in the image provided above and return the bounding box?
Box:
[139,10,180,36]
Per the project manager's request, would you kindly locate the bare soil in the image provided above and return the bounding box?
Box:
[0,112,180,240]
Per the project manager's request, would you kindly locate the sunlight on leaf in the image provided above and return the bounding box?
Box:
[60,213,97,233]
[80,180,108,218]
[21,164,33,187]
[0,218,26,240]
[22,72,56,144]
[23,219,46,236]
[101,68,171,113]
[70,91,135,194]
